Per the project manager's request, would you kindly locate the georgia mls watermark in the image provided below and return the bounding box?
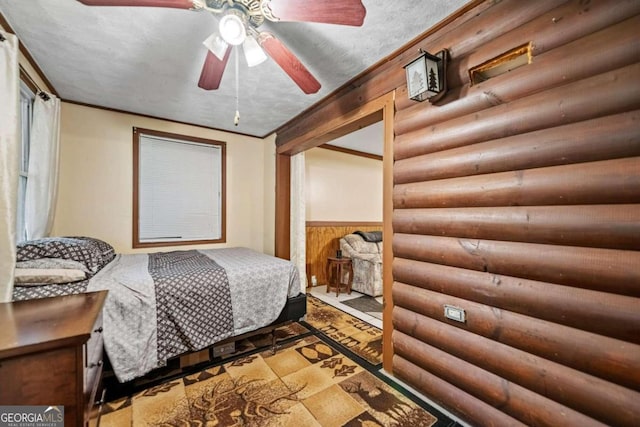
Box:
[0,406,64,427]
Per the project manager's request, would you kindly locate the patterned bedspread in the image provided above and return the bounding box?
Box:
[149,251,234,362]
[85,247,300,382]
[13,279,89,300]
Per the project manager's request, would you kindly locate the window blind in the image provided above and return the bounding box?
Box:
[138,134,222,243]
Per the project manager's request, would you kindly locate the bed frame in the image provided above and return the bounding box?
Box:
[102,293,307,399]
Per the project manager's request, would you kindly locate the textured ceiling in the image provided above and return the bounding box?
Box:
[326,121,383,156]
[0,0,468,137]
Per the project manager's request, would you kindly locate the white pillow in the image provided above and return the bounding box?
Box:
[14,268,87,286]
[16,258,91,273]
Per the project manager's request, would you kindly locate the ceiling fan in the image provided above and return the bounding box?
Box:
[76,0,367,95]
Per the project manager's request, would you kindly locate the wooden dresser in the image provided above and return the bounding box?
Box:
[0,291,108,427]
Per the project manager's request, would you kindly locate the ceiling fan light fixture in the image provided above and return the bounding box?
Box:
[219,12,247,46]
[202,32,228,60]
[243,36,267,67]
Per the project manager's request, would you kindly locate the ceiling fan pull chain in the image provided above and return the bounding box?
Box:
[234,47,240,126]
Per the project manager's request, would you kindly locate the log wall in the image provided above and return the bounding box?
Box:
[391,1,640,425]
[305,222,382,287]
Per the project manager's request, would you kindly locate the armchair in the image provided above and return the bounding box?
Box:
[339,233,383,297]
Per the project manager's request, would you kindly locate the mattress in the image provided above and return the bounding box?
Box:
[87,247,301,381]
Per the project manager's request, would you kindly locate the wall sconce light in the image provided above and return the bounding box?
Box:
[404,48,448,103]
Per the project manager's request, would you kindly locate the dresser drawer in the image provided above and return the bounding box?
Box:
[0,291,108,427]
[86,311,104,369]
[84,346,103,395]
[84,311,104,387]
[84,311,105,427]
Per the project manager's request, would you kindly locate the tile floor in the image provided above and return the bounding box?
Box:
[308,285,383,329]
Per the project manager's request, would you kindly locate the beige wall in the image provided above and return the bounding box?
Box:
[53,102,276,254]
[305,147,382,222]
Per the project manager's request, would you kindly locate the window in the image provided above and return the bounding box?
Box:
[133,128,226,248]
[16,83,34,242]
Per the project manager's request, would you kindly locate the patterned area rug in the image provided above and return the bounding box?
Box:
[103,322,313,399]
[101,336,437,427]
[305,295,383,366]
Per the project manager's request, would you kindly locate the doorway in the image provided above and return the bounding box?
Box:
[304,120,384,326]
[275,92,395,370]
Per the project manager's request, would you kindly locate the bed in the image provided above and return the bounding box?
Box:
[12,237,305,382]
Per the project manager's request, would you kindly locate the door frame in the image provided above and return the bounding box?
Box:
[275,91,395,371]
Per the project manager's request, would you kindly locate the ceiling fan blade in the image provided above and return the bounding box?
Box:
[76,0,194,8]
[265,0,366,26]
[198,47,231,90]
[258,32,320,94]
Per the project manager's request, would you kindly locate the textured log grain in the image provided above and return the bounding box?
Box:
[394,307,640,426]
[398,14,640,127]
[393,331,607,426]
[392,233,640,296]
[393,355,528,427]
[392,257,640,343]
[395,63,640,160]
[392,205,640,250]
[434,0,566,62]
[275,0,564,147]
[392,282,640,391]
[395,110,640,184]
[446,1,640,89]
[394,158,640,209]
[273,1,640,425]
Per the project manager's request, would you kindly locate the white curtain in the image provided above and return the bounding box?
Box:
[0,30,20,302]
[290,152,307,293]
[25,92,60,240]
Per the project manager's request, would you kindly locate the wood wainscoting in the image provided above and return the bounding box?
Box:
[305,221,382,288]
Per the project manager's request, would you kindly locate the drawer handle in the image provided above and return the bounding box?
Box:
[94,326,103,334]
[89,360,103,368]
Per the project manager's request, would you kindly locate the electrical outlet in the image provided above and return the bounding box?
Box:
[444,305,466,323]
[311,275,317,286]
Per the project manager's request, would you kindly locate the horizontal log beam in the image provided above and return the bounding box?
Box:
[392,282,640,390]
[392,233,640,296]
[393,330,606,426]
[449,0,640,90]
[274,0,564,148]
[392,204,640,250]
[395,110,640,184]
[394,63,640,160]
[277,95,387,155]
[437,0,566,62]
[394,157,640,209]
[395,1,640,114]
[393,356,527,427]
[394,307,640,426]
[392,257,640,343]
